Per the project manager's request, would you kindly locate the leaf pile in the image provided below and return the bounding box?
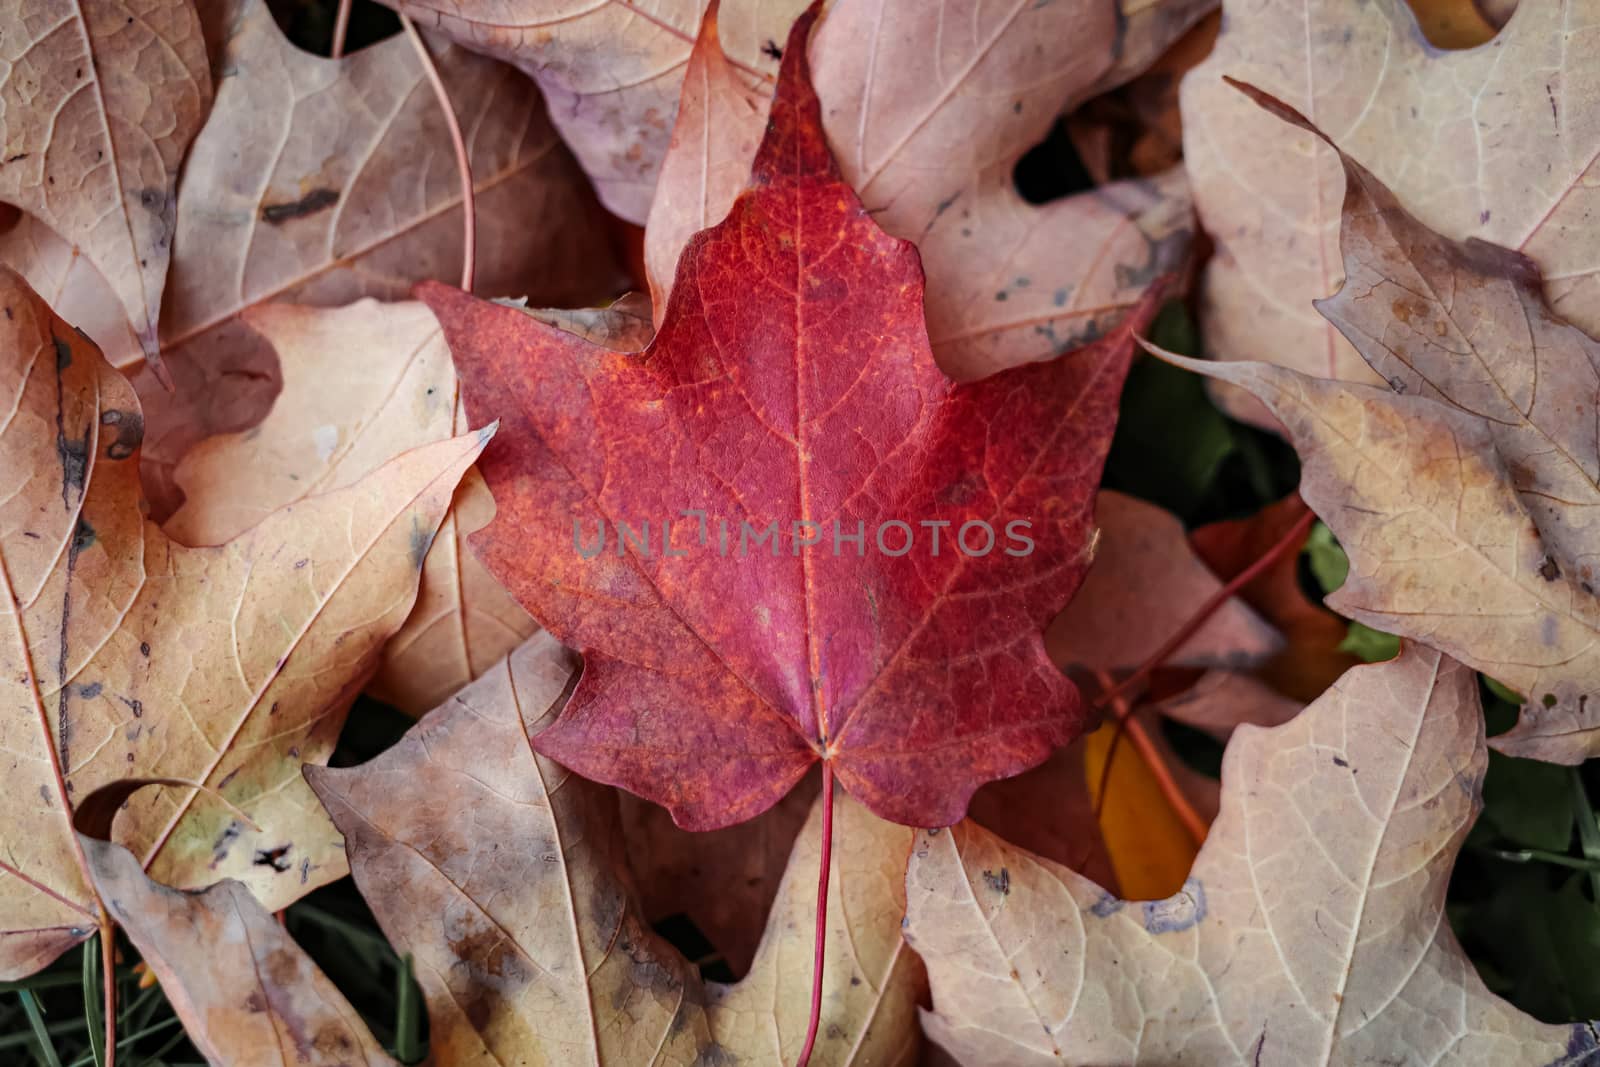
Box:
[1,0,1598,1065]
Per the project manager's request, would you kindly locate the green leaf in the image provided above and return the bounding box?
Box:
[16,990,63,1067]
[1302,522,1348,595]
[1482,754,1576,853]
[1338,621,1399,663]
[1466,869,1600,1022]
[81,937,104,1067]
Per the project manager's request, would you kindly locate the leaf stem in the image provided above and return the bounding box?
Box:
[1094,497,1314,712]
[330,0,352,58]
[1090,671,1207,845]
[795,762,834,1067]
[398,14,477,292]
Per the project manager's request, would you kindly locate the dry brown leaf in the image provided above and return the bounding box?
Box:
[0,214,141,369]
[1166,91,1600,761]
[1153,669,1303,741]
[163,300,535,715]
[1047,490,1280,675]
[1191,495,1359,702]
[644,0,1206,378]
[137,0,621,509]
[0,0,211,373]
[1150,342,1600,763]
[82,835,395,1066]
[0,269,488,977]
[307,633,926,1066]
[1182,0,1599,426]
[1281,87,1600,593]
[904,645,1597,1065]
[620,769,816,977]
[1065,10,1220,184]
[381,0,804,222]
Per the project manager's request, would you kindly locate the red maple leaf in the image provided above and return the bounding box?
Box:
[418,5,1165,831]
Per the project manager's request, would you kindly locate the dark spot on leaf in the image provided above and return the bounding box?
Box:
[762,39,783,59]
[1539,556,1561,581]
[78,682,102,699]
[139,642,150,657]
[253,845,293,873]
[982,867,1011,895]
[74,519,96,551]
[100,409,144,460]
[1543,693,1559,708]
[1332,755,1349,768]
[261,188,340,224]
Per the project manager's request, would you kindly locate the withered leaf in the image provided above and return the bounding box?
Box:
[164,300,535,716]
[308,634,925,1066]
[0,0,211,373]
[80,817,394,1066]
[646,0,1204,378]
[1183,0,1600,425]
[1162,89,1600,762]
[137,0,620,511]
[905,646,1598,1065]
[0,269,488,977]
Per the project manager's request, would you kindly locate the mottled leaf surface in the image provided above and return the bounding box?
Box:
[0,0,211,371]
[83,835,395,1067]
[308,633,924,1066]
[1182,0,1600,425]
[420,8,1161,828]
[164,300,536,716]
[0,270,487,977]
[905,646,1598,1065]
[647,0,1205,378]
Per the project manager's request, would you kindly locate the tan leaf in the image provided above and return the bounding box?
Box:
[137,0,621,509]
[620,770,816,977]
[0,269,488,977]
[0,213,141,369]
[1149,343,1600,763]
[1152,669,1303,741]
[1047,490,1280,674]
[904,645,1595,1065]
[1264,85,1600,590]
[82,835,395,1066]
[1182,0,1600,425]
[382,0,805,222]
[163,300,535,715]
[644,0,1206,377]
[307,633,926,1066]
[0,0,211,372]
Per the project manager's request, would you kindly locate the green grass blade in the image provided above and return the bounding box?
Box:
[82,935,105,1067]
[394,954,421,1063]
[1570,769,1600,906]
[16,990,64,1067]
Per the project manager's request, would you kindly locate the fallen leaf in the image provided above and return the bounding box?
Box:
[1152,668,1302,741]
[1408,0,1500,46]
[0,214,141,370]
[904,645,1599,1065]
[0,269,487,977]
[1191,495,1358,702]
[645,0,1204,377]
[1046,490,1280,676]
[419,6,1167,828]
[383,0,803,221]
[965,742,1120,895]
[137,0,621,511]
[307,633,926,1066]
[163,300,535,716]
[1150,342,1600,763]
[77,795,394,1067]
[620,770,817,976]
[1182,0,1600,425]
[1255,83,1600,591]
[1066,11,1221,184]
[0,0,211,373]
[1166,90,1600,762]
